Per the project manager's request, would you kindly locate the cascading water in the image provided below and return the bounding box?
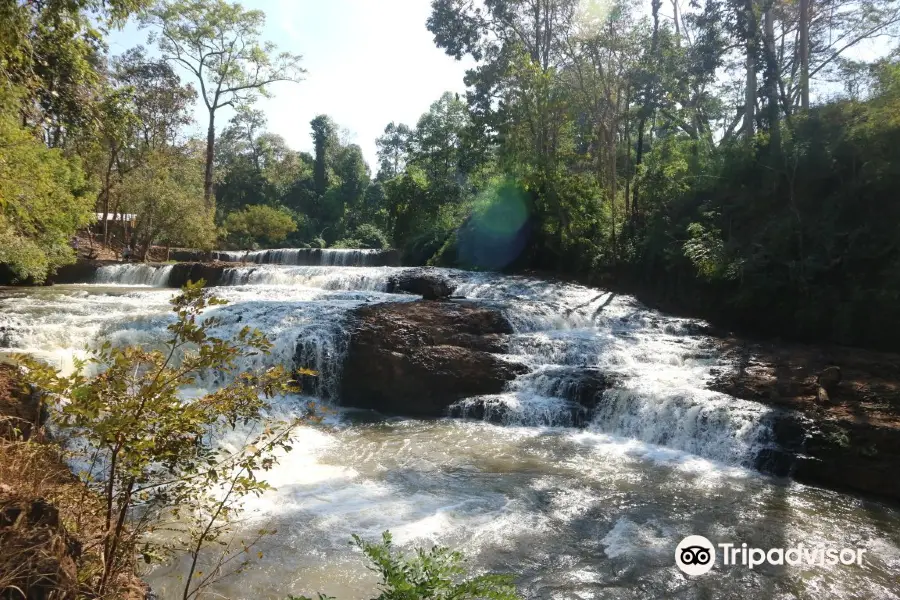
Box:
[214,247,399,267]
[447,272,775,464]
[220,265,400,291]
[2,265,898,600]
[93,263,174,286]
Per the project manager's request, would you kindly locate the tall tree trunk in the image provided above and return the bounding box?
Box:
[672,0,681,39]
[624,93,631,219]
[743,0,757,138]
[799,0,810,110]
[101,148,117,245]
[204,109,216,208]
[609,88,620,264]
[632,0,662,219]
[633,126,645,217]
[764,2,781,150]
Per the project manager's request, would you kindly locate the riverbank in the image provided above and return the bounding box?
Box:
[708,338,900,501]
[0,364,147,599]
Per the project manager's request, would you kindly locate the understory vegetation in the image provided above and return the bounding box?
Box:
[11,282,312,598]
[290,532,520,600]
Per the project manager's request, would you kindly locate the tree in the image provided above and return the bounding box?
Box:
[310,114,338,196]
[142,0,306,207]
[215,109,302,214]
[113,46,196,150]
[224,204,298,249]
[92,46,197,244]
[20,284,315,597]
[799,0,810,110]
[333,143,371,227]
[375,122,412,180]
[0,91,94,283]
[118,147,216,258]
[412,92,470,184]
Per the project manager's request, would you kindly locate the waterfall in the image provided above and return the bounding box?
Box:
[448,272,775,466]
[14,264,776,466]
[11,264,898,600]
[220,265,399,291]
[94,264,174,286]
[213,248,400,267]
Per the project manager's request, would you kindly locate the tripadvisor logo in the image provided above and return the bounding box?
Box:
[674,535,868,575]
[675,535,716,575]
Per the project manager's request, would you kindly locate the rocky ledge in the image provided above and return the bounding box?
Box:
[385,268,454,300]
[710,339,900,501]
[341,300,528,417]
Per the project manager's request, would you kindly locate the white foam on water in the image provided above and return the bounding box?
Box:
[600,518,675,561]
[451,271,773,465]
[5,272,900,600]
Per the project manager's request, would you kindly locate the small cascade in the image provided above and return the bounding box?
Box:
[220,265,399,291]
[94,264,173,286]
[214,248,400,267]
[451,271,775,466]
[586,388,772,464]
[449,393,580,427]
[183,287,367,400]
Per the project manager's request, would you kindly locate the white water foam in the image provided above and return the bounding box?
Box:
[10,266,773,465]
[448,272,774,465]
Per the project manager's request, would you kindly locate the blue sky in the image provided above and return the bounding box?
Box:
[108,0,475,170]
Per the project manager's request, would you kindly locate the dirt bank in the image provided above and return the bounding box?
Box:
[709,339,900,502]
[0,364,147,599]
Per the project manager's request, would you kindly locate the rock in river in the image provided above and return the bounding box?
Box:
[340,301,528,417]
[386,268,454,300]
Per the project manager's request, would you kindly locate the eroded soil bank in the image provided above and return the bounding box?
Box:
[709,339,900,501]
[0,364,147,600]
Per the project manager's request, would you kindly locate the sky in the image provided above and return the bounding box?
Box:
[107,0,475,170]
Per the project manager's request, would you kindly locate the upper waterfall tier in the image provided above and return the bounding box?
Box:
[213,248,401,267]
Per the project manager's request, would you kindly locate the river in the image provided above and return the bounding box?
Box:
[1,254,898,599]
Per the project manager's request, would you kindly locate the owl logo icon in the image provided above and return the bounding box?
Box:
[675,535,716,575]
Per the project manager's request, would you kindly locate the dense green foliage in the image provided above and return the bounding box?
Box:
[224,203,298,249]
[0,91,93,282]
[290,532,520,600]
[403,0,900,349]
[0,0,145,282]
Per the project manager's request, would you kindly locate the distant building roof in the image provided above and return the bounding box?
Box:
[95,213,137,221]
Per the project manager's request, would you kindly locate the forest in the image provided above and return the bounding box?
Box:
[2,0,900,348]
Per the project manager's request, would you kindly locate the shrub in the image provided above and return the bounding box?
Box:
[289,531,521,600]
[352,224,391,249]
[19,283,318,598]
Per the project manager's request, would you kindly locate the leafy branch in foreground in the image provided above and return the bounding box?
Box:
[19,281,318,599]
[290,531,521,600]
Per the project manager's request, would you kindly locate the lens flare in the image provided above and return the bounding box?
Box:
[458,182,531,270]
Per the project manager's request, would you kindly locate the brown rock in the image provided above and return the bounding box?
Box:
[340,301,527,416]
[386,268,454,300]
[816,365,842,391]
[709,338,900,501]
